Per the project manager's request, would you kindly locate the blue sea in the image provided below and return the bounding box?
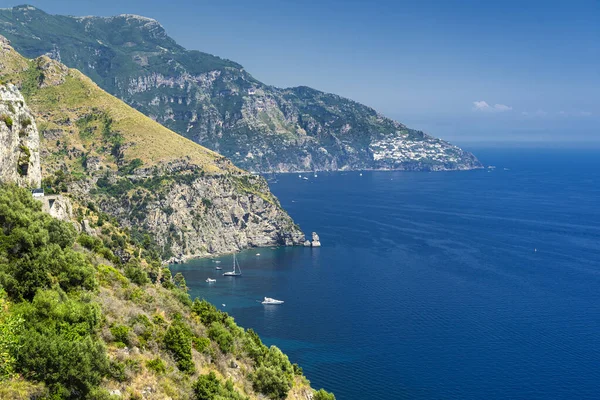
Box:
[171,148,600,400]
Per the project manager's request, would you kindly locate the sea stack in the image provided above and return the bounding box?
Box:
[304,240,311,247]
[311,232,321,247]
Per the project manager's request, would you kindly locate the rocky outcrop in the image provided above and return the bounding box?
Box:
[40,195,74,222]
[94,172,305,260]
[311,232,321,247]
[0,84,41,188]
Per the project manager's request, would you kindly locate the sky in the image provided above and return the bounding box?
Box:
[2,0,599,144]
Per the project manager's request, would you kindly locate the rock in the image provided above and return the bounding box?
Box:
[0,84,42,188]
[109,389,122,396]
[41,195,73,222]
[98,172,305,260]
[81,219,96,235]
[303,240,311,247]
[230,360,239,368]
[311,232,321,247]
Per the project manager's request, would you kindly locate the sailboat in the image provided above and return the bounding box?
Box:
[223,254,242,276]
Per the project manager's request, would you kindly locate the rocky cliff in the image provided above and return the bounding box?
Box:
[0,5,482,172]
[0,37,304,260]
[0,82,41,187]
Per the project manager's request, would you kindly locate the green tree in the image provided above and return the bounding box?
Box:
[163,320,194,374]
[313,389,336,400]
[0,290,23,380]
[207,322,234,354]
[251,365,293,400]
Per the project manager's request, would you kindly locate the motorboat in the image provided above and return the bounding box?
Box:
[215,267,222,270]
[261,297,284,305]
[206,278,216,283]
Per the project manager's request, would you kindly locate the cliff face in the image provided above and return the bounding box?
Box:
[0,37,305,260]
[93,171,304,261]
[0,83,41,187]
[0,5,482,173]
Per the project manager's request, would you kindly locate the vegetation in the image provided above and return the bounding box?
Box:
[3,185,320,398]
[0,114,13,128]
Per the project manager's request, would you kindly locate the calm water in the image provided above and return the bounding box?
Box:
[171,148,600,400]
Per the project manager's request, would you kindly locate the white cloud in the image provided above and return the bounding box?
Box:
[473,101,512,112]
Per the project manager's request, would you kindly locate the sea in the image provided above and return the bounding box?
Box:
[171,148,600,400]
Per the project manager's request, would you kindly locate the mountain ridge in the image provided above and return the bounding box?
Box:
[0,5,482,173]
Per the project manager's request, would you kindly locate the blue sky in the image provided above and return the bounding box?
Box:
[3,0,599,144]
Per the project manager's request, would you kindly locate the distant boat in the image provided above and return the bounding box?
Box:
[314,173,318,177]
[256,253,260,256]
[222,304,226,307]
[223,254,242,276]
[206,278,216,283]
[262,297,284,305]
[302,177,308,180]
[215,266,222,270]
[214,260,221,264]
[359,173,363,176]
[298,174,302,178]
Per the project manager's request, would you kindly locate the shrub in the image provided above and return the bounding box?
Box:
[192,336,210,353]
[0,186,97,301]
[313,389,336,400]
[0,114,13,128]
[207,322,234,354]
[110,325,131,346]
[20,117,32,128]
[145,357,166,374]
[16,328,109,397]
[193,371,247,400]
[173,272,187,290]
[251,366,292,400]
[163,320,194,374]
[0,290,23,379]
[192,299,226,326]
[124,264,150,286]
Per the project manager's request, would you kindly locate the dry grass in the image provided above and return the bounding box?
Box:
[0,45,243,174]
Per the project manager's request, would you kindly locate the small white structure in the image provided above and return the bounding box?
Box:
[32,188,44,198]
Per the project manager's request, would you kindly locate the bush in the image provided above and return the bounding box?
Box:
[313,389,336,400]
[145,357,166,374]
[16,326,109,397]
[192,299,226,326]
[163,320,194,374]
[1,114,13,128]
[251,366,293,400]
[193,371,247,400]
[124,264,150,286]
[207,322,234,354]
[110,325,131,346]
[21,117,32,128]
[192,336,211,353]
[0,290,23,379]
[0,185,97,301]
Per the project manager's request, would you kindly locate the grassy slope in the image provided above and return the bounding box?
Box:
[0,42,239,174]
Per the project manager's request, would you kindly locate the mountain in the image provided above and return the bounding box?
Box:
[0,5,482,172]
[0,34,304,262]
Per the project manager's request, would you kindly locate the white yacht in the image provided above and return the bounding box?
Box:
[261,297,284,305]
[215,266,222,270]
[206,278,216,283]
[223,254,242,276]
